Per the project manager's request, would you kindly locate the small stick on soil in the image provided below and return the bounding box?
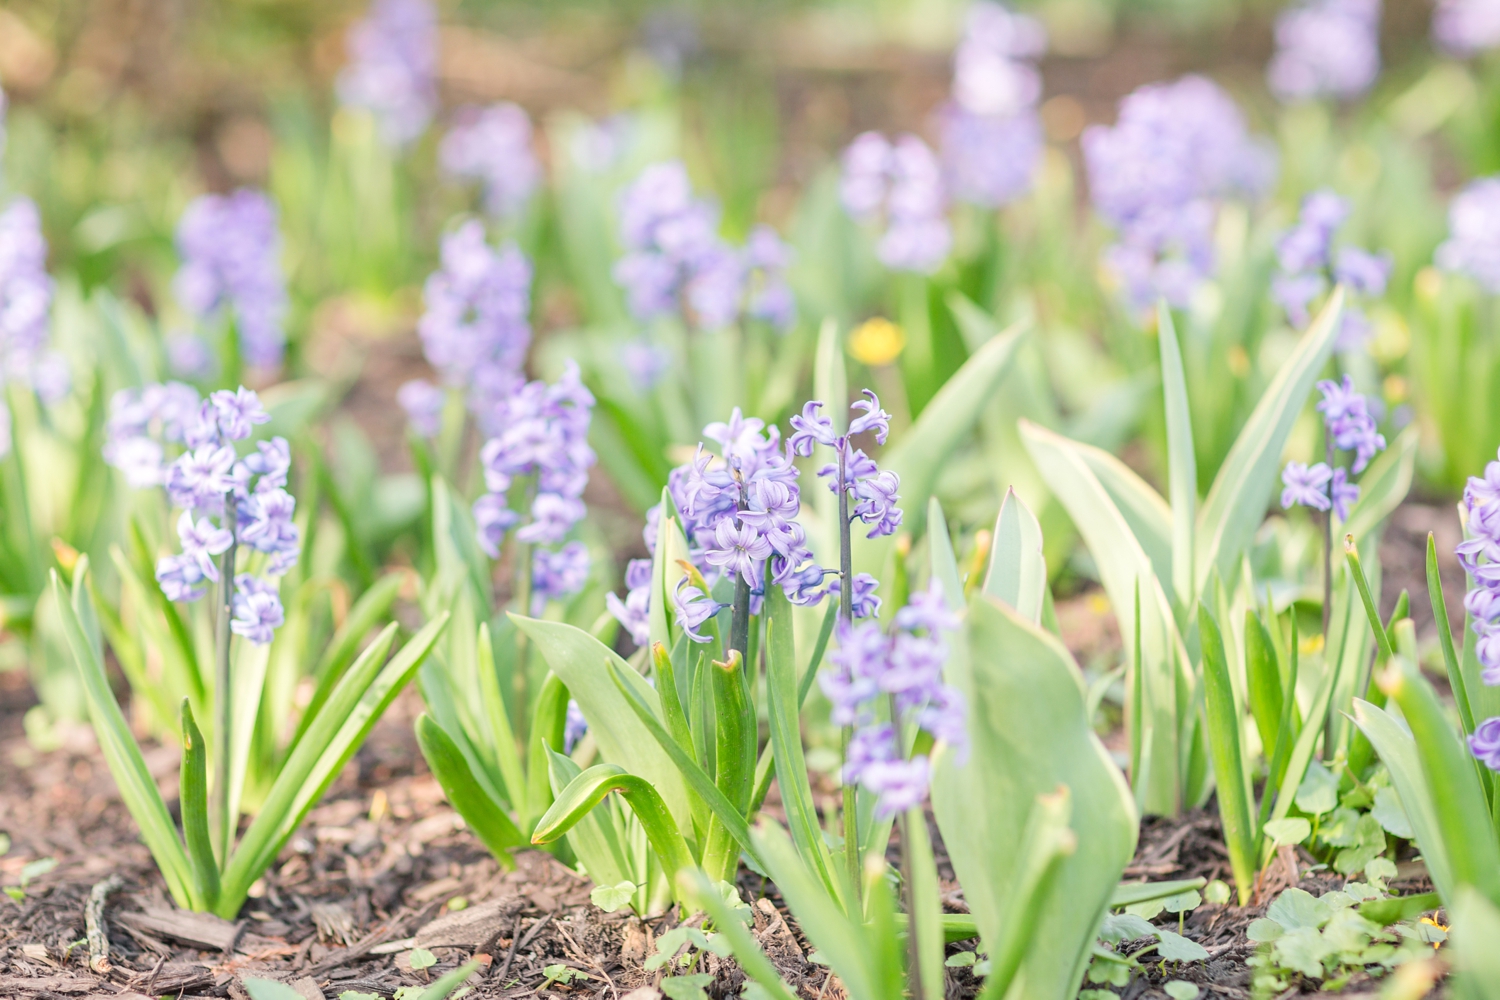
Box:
[85,874,124,973]
[142,954,167,995]
[496,913,551,984]
[555,918,618,1000]
[306,915,404,977]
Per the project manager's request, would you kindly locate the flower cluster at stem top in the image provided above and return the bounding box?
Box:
[1458,448,1500,771]
[1082,74,1275,310]
[472,361,596,614]
[840,132,951,274]
[0,193,65,457]
[1271,189,1391,348]
[173,189,288,370]
[612,161,793,331]
[606,393,899,647]
[1267,0,1382,103]
[822,579,966,818]
[1280,375,1387,521]
[105,385,300,646]
[336,0,438,147]
[439,103,540,219]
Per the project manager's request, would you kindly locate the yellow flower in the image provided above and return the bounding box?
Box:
[849,317,905,366]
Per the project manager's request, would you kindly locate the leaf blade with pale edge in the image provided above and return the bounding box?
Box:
[1450,888,1500,1000]
[1157,305,1197,617]
[179,699,219,910]
[1196,287,1345,595]
[1196,603,1256,905]
[52,568,196,908]
[931,593,1138,1000]
[1351,699,1453,903]
[883,320,1027,536]
[984,487,1046,624]
[511,615,692,830]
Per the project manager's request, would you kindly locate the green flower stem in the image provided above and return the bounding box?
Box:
[213,521,236,865]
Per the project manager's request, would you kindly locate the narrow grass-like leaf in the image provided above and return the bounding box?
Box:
[532,763,695,893]
[525,673,571,827]
[1378,659,1500,907]
[468,622,525,813]
[681,870,800,1000]
[1158,305,1197,619]
[605,659,763,869]
[1427,534,1475,734]
[179,699,220,911]
[1196,288,1344,594]
[415,714,522,867]
[904,804,946,1000]
[546,749,645,910]
[765,585,839,898]
[928,496,965,613]
[1244,611,1283,767]
[749,598,838,818]
[416,961,482,1000]
[1109,877,1207,909]
[52,569,196,908]
[1197,603,1256,904]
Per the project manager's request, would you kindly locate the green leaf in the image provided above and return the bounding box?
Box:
[219,616,448,917]
[415,714,524,867]
[1108,877,1206,908]
[244,979,304,1000]
[763,585,839,898]
[1243,611,1284,770]
[1157,305,1197,616]
[1196,288,1345,595]
[1371,786,1414,839]
[591,881,638,913]
[1357,891,1441,926]
[1263,817,1311,847]
[1378,658,1500,908]
[984,488,1046,625]
[511,615,692,830]
[883,319,1026,536]
[50,568,196,909]
[1342,424,1418,543]
[931,593,1137,1000]
[416,961,481,1000]
[546,750,644,913]
[1154,930,1208,962]
[1196,602,1255,904]
[1019,419,1189,815]
[1447,888,1500,1000]
[531,763,696,897]
[903,804,946,1000]
[1098,913,1156,943]
[178,699,219,910]
[409,948,437,971]
[1163,890,1202,914]
[1164,980,1201,1000]
[1246,918,1283,942]
[661,974,713,1000]
[1271,926,1333,979]
[928,496,965,613]
[1267,888,1333,930]
[1203,880,1231,905]
[680,870,800,1000]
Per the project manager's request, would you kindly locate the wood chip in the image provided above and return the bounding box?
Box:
[288,976,324,1000]
[416,895,525,949]
[117,907,241,951]
[311,901,355,945]
[408,876,464,904]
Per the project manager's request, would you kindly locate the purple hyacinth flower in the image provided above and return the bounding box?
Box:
[1268,0,1382,102]
[563,700,589,754]
[843,723,899,785]
[939,104,1043,209]
[895,579,960,634]
[862,754,933,819]
[175,191,288,368]
[473,493,520,559]
[231,574,285,645]
[176,510,234,582]
[1336,246,1393,296]
[789,401,838,456]
[211,387,272,441]
[701,518,774,586]
[336,0,438,147]
[849,573,881,620]
[1281,461,1333,511]
[166,444,237,511]
[531,541,591,614]
[1470,717,1500,771]
[673,577,726,644]
[1436,177,1500,292]
[156,553,209,603]
[1330,467,1360,521]
[398,379,446,439]
[1434,0,1500,55]
[440,103,540,218]
[606,586,651,647]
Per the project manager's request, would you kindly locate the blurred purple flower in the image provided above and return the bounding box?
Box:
[1436,177,1500,292]
[620,338,673,391]
[1268,0,1382,101]
[440,103,541,218]
[174,189,287,368]
[397,379,446,439]
[336,0,438,147]
[0,197,59,395]
[1470,717,1500,770]
[1281,461,1332,511]
[531,541,591,614]
[840,132,951,273]
[232,574,285,646]
[1434,0,1500,55]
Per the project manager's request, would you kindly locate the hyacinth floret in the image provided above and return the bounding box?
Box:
[820,578,966,818]
[1272,189,1391,348]
[128,385,298,646]
[1434,0,1500,55]
[1281,375,1385,520]
[174,189,288,369]
[336,0,438,147]
[440,103,541,218]
[1459,445,1500,770]
[1436,177,1500,293]
[1268,0,1382,102]
[939,1,1046,208]
[470,361,596,612]
[839,133,952,273]
[795,390,904,540]
[1082,75,1275,309]
[411,222,534,436]
[0,195,65,456]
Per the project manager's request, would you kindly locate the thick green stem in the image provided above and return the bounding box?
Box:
[1323,438,1334,641]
